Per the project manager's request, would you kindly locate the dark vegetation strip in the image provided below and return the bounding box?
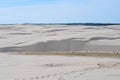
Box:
[1,23,120,26]
[16,52,120,58]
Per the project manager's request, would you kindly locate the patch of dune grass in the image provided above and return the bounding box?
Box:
[16,52,120,58]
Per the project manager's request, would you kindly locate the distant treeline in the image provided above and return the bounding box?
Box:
[22,23,120,26]
[1,23,120,26]
[63,23,120,26]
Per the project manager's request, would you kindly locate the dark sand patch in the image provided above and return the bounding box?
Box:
[9,33,32,35]
[86,37,120,42]
[46,29,67,33]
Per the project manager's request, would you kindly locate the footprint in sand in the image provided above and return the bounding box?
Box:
[41,76,45,78]
[58,77,66,80]
[35,76,39,79]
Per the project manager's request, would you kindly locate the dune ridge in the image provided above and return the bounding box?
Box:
[0,24,120,52]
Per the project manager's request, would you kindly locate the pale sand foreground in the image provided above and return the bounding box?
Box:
[0,53,120,80]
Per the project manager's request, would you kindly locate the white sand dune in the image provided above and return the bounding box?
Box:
[0,24,120,52]
[0,53,120,80]
[0,25,120,80]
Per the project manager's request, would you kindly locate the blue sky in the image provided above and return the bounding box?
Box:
[0,0,120,24]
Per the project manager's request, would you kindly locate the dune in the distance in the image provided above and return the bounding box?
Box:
[0,24,120,52]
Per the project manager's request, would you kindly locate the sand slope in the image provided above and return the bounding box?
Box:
[0,24,120,52]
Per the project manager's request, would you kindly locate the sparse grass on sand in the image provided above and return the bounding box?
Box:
[16,52,120,58]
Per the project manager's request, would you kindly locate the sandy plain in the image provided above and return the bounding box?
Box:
[0,52,120,80]
[0,24,120,80]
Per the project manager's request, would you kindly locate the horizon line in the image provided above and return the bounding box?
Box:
[0,22,120,26]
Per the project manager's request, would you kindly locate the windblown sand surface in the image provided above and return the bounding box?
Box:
[0,53,120,80]
[0,24,120,80]
[0,24,120,52]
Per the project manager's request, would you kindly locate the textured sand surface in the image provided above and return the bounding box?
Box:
[0,53,120,80]
[0,24,120,80]
[0,24,120,52]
